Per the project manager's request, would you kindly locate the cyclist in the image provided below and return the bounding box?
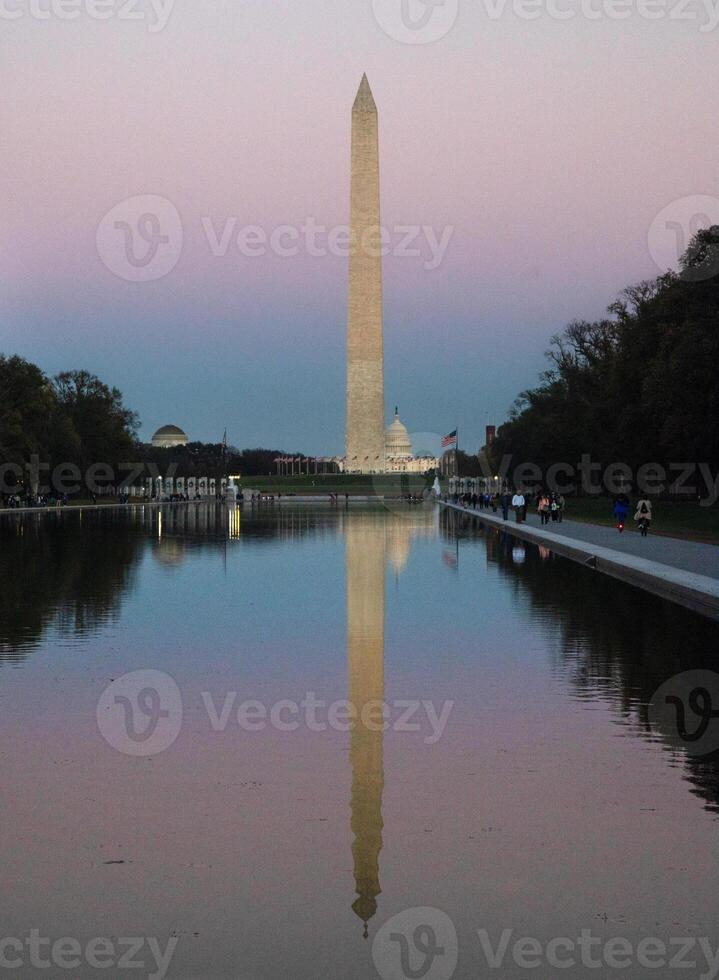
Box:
[613,494,630,532]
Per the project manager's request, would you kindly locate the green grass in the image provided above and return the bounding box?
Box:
[563,497,719,544]
[240,473,434,496]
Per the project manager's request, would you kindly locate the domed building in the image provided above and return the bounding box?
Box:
[334,408,439,474]
[385,407,413,466]
[384,408,437,473]
[151,424,189,449]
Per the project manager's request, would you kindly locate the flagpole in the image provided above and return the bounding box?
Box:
[222,428,228,497]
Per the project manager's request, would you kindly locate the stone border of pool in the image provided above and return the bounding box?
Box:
[440,501,719,621]
[0,500,194,517]
[0,495,392,518]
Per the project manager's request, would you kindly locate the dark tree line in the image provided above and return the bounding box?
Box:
[0,359,139,485]
[140,443,293,479]
[0,354,305,494]
[494,228,719,477]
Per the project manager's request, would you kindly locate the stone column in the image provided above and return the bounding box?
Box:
[346,74,386,474]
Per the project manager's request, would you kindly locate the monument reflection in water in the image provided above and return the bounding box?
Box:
[345,507,435,935]
[347,512,386,937]
[4,503,719,979]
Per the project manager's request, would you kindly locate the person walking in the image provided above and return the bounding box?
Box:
[512,489,526,524]
[634,497,653,536]
[538,493,551,525]
[500,490,511,521]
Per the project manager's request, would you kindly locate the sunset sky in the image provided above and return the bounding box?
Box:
[3,0,716,453]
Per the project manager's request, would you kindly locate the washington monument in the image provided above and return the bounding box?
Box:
[346,74,386,473]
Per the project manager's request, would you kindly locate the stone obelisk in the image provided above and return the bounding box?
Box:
[346,74,386,474]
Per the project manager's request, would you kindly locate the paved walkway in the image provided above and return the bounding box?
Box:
[470,508,719,579]
[442,501,719,619]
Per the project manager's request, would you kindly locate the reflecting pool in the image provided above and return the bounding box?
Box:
[1,502,718,980]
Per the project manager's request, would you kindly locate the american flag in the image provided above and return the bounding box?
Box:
[441,429,457,447]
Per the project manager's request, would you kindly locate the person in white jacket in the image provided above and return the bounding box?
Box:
[634,498,652,536]
[512,490,526,524]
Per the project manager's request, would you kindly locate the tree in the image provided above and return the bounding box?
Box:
[0,355,81,491]
[53,370,139,479]
[494,229,719,483]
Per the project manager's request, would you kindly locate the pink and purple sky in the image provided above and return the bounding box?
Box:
[2,0,716,452]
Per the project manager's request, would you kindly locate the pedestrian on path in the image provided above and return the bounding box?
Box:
[634,497,653,536]
[538,493,551,525]
[500,490,511,521]
[512,490,525,524]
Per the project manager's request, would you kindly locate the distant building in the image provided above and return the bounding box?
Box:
[338,408,437,474]
[151,424,189,448]
[384,408,412,460]
[384,408,436,474]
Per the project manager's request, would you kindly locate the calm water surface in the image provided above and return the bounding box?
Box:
[2,503,719,980]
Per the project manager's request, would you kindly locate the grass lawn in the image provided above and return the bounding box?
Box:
[242,473,434,496]
[563,497,719,544]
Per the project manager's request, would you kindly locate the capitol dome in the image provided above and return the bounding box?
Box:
[385,408,412,458]
[151,424,189,448]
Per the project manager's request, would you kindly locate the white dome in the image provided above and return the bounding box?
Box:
[151,424,188,448]
[385,408,412,457]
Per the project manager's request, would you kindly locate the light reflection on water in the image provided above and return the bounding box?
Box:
[1,502,718,979]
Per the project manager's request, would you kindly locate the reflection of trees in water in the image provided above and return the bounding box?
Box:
[150,501,437,547]
[0,510,145,663]
[145,502,346,544]
[0,503,434,663]
[440,507,719,812]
